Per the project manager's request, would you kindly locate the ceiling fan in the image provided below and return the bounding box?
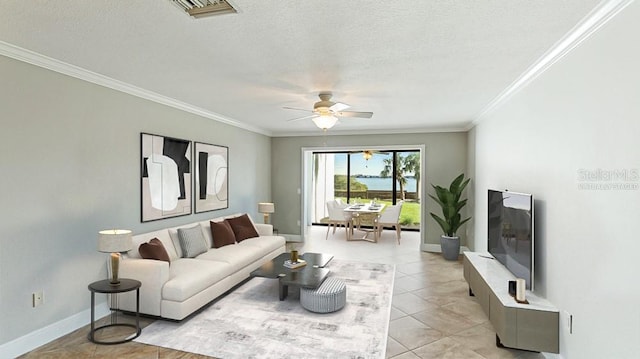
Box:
[284,92,373,130]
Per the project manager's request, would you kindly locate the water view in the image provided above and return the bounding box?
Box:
[354,176,418,192]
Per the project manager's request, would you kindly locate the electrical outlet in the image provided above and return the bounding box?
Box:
[297,220,301,226]
[32,290,44,307]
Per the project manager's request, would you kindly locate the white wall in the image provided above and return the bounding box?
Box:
[471,2,640,358]
[0,55,271,352]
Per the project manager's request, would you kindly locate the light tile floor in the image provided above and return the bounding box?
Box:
[21,225,546,358]
[293,226,546,359]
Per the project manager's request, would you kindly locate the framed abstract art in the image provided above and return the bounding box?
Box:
[141,133,192,222]
[194,142,228,213]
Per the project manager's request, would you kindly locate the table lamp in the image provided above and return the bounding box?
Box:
[258,202,275,224]
[98,229,133,285]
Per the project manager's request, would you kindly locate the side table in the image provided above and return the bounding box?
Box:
[88,278,141,345]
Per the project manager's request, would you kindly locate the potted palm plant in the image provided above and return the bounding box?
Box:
[429,174,471,260]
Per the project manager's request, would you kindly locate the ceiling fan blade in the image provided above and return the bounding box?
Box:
[283,106,314,113]
[330,102,350,112]
[336,111,373,119]
[286,114,318,122]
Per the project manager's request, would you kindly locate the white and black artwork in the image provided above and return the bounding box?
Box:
[194,142,228,213]
[141,133,192,222]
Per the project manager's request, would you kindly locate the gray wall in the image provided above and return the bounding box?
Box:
[271,133,468,248]
[471,2,640,358]
[0,55,271,345]
[466,125,477,251]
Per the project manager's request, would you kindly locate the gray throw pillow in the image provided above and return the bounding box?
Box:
[178,225,208,258]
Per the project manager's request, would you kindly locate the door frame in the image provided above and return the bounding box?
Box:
[300,144,427,245]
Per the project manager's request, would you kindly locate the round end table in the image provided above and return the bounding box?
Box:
[87,278,141,345]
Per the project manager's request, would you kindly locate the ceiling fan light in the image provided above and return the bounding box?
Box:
[312,115,338,130]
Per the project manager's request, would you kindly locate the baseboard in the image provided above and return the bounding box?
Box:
[0,303,110,358]
[421,244,470,253]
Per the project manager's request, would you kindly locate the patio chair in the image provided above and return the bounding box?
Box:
[375,201,403,243]
[326,200,350,240]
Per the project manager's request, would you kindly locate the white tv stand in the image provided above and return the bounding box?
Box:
[463,252,559,353]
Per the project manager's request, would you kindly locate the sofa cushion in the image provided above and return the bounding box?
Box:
[168,228,184,258]
[198,221,214,248]
[210,220,236,248]
[227,214,259,242]
[178,225,208,258]
[196,244,265,272]
[139,238,171,263]
[237,235,286,254]
[162,258,233,302]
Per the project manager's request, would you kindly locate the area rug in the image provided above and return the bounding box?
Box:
[134,259,395,358]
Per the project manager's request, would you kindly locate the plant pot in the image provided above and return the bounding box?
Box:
[440,235,460,261]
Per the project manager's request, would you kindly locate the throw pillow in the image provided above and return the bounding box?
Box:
[139,238,171,263]
[227,214,259,242]
[210,220,236,248]
[168,228,183,258]
[178,224,208,258]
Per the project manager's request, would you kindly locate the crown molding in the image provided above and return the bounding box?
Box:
[271,125,469,137]
[469,0,634,130]
[0,41,271,137]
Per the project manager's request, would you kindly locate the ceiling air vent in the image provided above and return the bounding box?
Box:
[172,0,237,18]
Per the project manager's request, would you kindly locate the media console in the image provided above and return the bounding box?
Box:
[463,252,559,353]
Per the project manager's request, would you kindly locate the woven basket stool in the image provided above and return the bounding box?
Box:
[300,277,347,313]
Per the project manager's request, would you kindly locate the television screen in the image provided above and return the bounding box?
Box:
[487,190,534,290]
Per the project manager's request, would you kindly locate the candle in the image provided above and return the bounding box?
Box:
[516,278,526,302]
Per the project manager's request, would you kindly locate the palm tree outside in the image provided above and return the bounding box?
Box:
[380,152,420,201]
[404,153,420,201]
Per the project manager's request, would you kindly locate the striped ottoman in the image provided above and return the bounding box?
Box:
[300,277,346,313]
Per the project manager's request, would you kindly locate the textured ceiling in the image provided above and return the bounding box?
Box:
[0,0,603,136]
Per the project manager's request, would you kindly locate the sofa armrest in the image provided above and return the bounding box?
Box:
[254,223,273,236]
[117,258,170,316]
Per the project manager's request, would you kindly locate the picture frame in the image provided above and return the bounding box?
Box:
[194,141,229,213]
[141,133,192,222]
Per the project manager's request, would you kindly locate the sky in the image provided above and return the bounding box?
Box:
[334,151,417,177]
[335,153,387,176]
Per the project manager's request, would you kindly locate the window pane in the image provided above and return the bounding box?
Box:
[349,151,393,203]
[311,153,348,222]
[396,151,421,229]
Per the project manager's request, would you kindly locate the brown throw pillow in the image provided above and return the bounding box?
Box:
[210,220,236,248]
[227,214,259,242]
[139,238,170,263]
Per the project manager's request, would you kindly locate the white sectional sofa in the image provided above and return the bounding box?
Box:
[117,213,286,320]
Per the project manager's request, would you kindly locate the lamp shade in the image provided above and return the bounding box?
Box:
[258,202,275,214]
[98,229,133,253]
[312,115,338,130]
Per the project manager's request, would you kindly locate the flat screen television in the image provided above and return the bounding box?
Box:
[487,189,534,290]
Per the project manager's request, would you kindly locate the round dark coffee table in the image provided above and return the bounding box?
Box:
[87,278,141,345]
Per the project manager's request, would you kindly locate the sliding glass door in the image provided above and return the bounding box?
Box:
[312,149,421,230]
